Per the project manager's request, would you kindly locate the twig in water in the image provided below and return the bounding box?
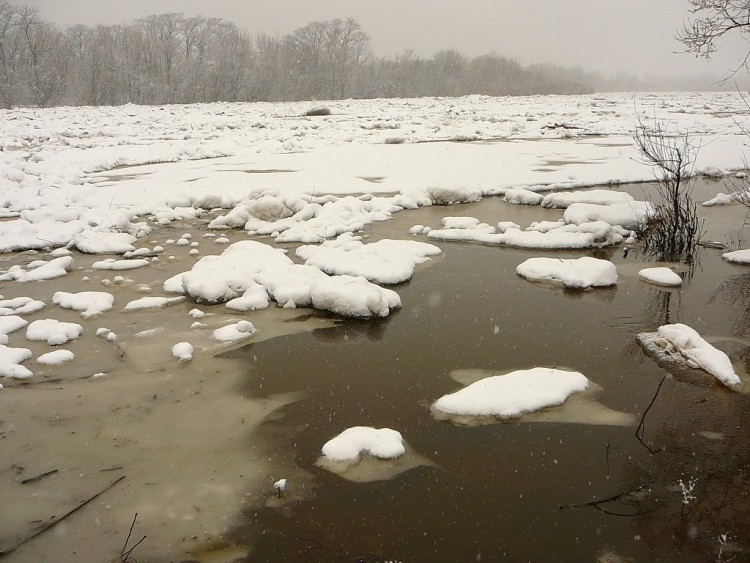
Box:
[605,434,611,477]
[559,482,652,517]
[20,469,58,484]
[636,375,667,454]
[0,476,126,557]
[119,512,147,562]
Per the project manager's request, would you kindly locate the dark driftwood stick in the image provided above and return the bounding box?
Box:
[0,475,125,557]
[559,482,652,516]
[636,375,667,454]
[20,470,58,485]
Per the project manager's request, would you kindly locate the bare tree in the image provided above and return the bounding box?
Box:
[634,121,704,262]
[677,0,750,73]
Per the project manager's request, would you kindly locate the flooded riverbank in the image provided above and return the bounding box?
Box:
[1,178,749,562]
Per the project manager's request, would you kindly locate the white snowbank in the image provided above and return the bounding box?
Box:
[37,349,75,365]
[638,267,683,287]
[723,249,750,264]
[0,256,73,282]
[26,319,83,345]
[212,320,256,342]
[321,427,405,462]
[172,342,194,361]
[516,257,618,288]
[432,367,589,418]
[0,344,33,378]
[654,323,740,387]
[53,291,114,317]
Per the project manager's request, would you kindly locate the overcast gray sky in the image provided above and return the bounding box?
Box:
[21,0,750,79]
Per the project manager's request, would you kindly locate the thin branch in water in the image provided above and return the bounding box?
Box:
[636,375,667,454]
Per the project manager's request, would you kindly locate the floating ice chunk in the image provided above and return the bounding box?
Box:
[441,216,483,230]
[516,257,617,288]
[0,344,33,378]
[53,291,114,318]
[638,267,682,287]
[310,275,401,318]
[92,258,150,270]
[0,256,73,282]
[181,241,292,303]
[296,234,441,285]
[172,342,194,362]
[0,316,28,344]
[504,188,543,205]
[123,296,185,311]
[642,323,740,388]
[433,368,589,419]
[26,319,83,345]
[163,272,185,293]
[723,249,750,264]
[188,308,205,318]
[37,349,75,365]
[255,264,328,307]
[497,221,521,233]
[702,193,734,206]
[428,224,605,249]
[73,231,136,254]
[564,201,653,230]
[212,320,256,342]
[542,189,634,208]
[321,427,405,461]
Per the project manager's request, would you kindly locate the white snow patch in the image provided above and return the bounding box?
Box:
[321,427,405,461]
[26,319,83,345]
[702,193,734,207]
[504,188,543,205]
[0,345,33,378]
[310,275,401,318]
[723,249,750,264]
[123,296,185,311]
[0,256,73,282]
[37,349,75,365]
[52,291,114,318]
[432,367,589,418]
[92,258,150,270]
[172,342,194,362]
[541,189,634,208]
[655,323,740,387]
[516,256,617,288]
[638,267,683,287]
[73,231,136,254]
[212,320,256,342]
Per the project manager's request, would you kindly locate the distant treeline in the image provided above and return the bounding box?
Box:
[0,2,728,108]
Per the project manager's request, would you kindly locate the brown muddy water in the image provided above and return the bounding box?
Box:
[1,179,750,562]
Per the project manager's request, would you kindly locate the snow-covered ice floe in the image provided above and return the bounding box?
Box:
[723,249,750,264]
[26,319,83,345]
[123,296,185,311]
[563,201,653,230]
[431,368,635,426]
[516,257,617,289]
[0,256,73,282]
[638,267,682,287]
[541,189,634,208]
[637,323,741,388]
[37,349,75,365]
[53,291,114,317]
[172,342,194,362]
[0,344,33,378]
[316,426,436,482]
[0,297,45,316]
[212,320,256,343]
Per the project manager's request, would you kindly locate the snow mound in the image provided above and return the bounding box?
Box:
[0,256,73,282]
[541,189,634,208]
[255,264,328,308]
[296,234,441,284]
[73,231,137,254]
[432,367,589,419]
[564,201,652,230]
[320,426,405,462]
[0,297,45,316]
[0,315,28,344]
[53,291,114,318]
[516,256,617,288]
[212,320,256,342]
[504,188,543,205]
[638,267,682,287]
[37,349,75,365]
[702,193,734,206]
[26,319,83,345]
[180,241,292,303]
[646,323,740,388]
[723,249,750,264]
[0,344,33,378]
[172,342,194,362]
[225,282,271,311]
[310,275,401,318]
[427,186,481,205]
[92,258,151,270]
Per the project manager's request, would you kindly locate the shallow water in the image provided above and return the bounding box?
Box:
[2,179,750,562]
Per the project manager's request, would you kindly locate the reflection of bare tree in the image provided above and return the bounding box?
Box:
[708,272,750,336]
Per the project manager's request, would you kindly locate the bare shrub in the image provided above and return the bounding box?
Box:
[634,121,704,261]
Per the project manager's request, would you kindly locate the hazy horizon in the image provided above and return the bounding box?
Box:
[19,0,750,84]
